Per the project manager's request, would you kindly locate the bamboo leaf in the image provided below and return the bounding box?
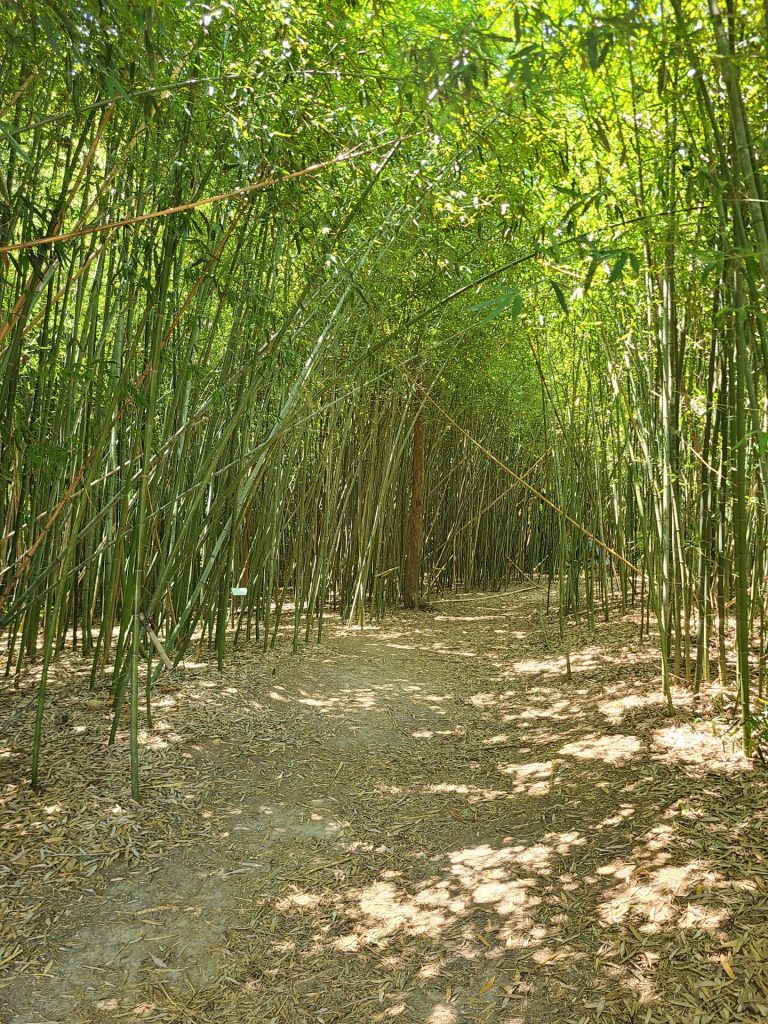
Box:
[608,252,628,282]
[470,286,523,325]
[550,279,569,314]
[720,955,736,980]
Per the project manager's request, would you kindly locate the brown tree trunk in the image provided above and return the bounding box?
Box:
[402,405,425,608]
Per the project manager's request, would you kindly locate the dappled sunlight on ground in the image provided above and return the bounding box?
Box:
[2,588,768,1024]
[495,761,553,797]
[558,732,642,763]
[597,857,719,930]
[650,724,749,772]
[598,690,664,724]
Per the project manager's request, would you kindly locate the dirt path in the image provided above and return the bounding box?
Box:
[2,589,768,1024]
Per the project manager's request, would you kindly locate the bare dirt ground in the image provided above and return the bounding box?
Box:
[2,587,768,1024]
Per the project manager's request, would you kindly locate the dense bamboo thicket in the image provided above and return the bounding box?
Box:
[2,0,768,793]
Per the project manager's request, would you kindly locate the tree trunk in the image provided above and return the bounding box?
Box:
[402,405,425,609]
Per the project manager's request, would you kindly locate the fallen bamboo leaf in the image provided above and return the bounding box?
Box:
[720,954,736,980]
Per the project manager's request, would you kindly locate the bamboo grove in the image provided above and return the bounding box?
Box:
[1,0,767,795]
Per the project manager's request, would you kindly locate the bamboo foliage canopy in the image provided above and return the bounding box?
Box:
[2,0,768,793]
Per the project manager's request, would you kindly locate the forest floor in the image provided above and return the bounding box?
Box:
[2,587,768,1024]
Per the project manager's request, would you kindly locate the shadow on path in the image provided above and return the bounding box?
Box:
[2,588,767,1023]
